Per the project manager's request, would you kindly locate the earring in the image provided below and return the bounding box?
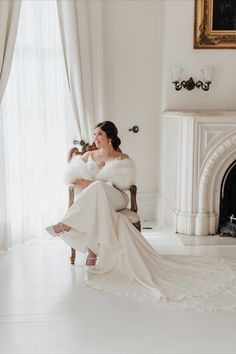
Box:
[109,139,112,145]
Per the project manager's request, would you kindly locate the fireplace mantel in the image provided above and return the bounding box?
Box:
[164,110,236,117]
[162,110,236,235]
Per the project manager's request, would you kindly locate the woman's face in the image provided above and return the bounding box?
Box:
[94,127,109,148]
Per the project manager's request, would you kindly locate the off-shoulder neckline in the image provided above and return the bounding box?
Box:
[88,153,129,169]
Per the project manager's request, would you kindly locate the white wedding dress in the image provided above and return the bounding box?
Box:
[59,157,236,312]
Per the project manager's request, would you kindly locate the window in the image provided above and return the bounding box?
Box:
[2,0,77,244]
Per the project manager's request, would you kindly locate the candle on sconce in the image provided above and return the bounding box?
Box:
[170,67,183,82]
[200,68,214,83]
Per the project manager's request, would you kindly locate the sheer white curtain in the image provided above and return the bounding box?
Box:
[1,0,78,249]
[57,0,97,142]
[0,0,21,250]
[0,0,21,102]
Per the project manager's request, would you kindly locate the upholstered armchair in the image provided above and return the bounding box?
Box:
[67,141,141,264]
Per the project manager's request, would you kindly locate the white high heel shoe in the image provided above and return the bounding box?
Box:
[45,223,64,237]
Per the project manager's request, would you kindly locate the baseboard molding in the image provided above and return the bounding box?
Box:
[137,192,159,224]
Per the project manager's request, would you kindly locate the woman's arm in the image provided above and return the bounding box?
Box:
[73,178,93,189]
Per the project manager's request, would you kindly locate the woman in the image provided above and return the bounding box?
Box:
[46,121,236,312]
[46,121,135,269]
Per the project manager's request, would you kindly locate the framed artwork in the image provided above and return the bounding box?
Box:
[194,0,236,48]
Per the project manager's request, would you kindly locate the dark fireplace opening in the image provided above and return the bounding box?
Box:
[219,161,236,236]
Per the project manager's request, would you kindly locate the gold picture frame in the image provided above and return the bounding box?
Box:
[194,0,236,49]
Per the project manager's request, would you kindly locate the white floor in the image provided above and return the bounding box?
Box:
[1,229,236,354]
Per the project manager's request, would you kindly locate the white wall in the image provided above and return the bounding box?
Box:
[101,0,162,222]
[160,0,236,229]
[97,0,236,226]
[162,0,236,111]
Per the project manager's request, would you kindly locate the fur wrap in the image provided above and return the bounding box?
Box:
[63,155,136,191]
[63,155,93,185]
[95,158,136,190]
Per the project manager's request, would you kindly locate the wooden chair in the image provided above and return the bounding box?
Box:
[67,141,141,265]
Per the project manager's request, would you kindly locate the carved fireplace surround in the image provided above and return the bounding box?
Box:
[163,111,236,236]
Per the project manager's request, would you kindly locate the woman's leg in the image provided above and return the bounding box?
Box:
[80,182,128,266]
[86,248,97,266]
[48,181,129,265]
[62,181,128,232]
[52,181,128,235]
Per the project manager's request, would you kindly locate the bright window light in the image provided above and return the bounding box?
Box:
[1,0,78,245]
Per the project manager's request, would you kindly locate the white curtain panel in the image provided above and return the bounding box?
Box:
[0,0,22,102]
[57,0,96,142]
[0,0,21,250]
[0,108,8,250]
[1,0,77,250]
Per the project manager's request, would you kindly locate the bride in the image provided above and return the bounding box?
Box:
[46,121,236,312]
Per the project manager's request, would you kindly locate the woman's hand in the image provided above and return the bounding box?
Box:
[73,179,92,189]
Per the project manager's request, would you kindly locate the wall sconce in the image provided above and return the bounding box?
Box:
[170,67,213,91]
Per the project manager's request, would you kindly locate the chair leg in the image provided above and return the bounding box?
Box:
[70,248,76,264]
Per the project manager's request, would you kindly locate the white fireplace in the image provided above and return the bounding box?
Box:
[162,111,236,236]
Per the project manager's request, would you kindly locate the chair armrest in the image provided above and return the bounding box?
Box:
[68,184,81,189]
[68,184,82,208]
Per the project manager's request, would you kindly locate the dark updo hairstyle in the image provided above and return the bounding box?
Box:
[95,121,121,151]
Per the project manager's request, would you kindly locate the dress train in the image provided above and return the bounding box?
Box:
[57,181,236,312]
[86,212,236,312]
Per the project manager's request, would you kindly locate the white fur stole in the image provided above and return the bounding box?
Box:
[95,158,136,190]
[63,155,136,191]
[63,155,93,185]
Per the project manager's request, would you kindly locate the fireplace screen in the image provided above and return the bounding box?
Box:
[219,161,236,236]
